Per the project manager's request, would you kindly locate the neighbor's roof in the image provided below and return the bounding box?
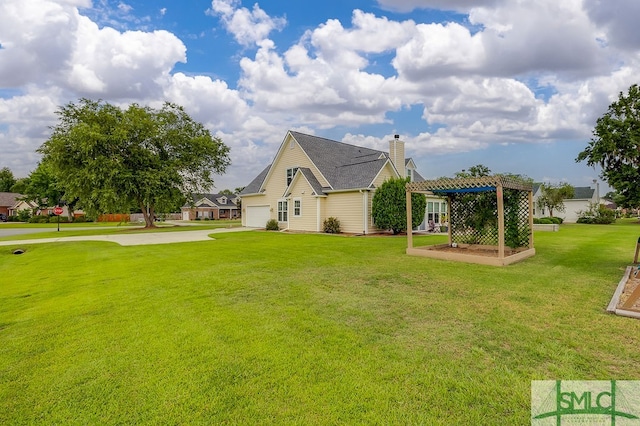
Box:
[0,192,22,207]
[406,176,533,194]
[570,187,596,200]
[184,193,238,208]
[532,182,542,194]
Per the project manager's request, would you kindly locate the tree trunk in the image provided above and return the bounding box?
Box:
[140,202,156,228]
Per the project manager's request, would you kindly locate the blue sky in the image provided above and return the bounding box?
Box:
[2,0,639,194]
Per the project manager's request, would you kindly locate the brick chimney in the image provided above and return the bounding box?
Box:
[389,134,405,178]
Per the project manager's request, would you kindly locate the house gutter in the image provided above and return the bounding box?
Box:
[359,189,369,235]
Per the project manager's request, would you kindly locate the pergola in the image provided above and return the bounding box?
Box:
[406,176,535,266]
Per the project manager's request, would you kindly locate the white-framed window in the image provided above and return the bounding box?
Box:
[293,198,301,217]
[406,168,414,181]
[278,200,288,222]
[286,167,299,186]
[427,201,447,223]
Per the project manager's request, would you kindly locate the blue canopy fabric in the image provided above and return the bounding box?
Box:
[432,186,496,195]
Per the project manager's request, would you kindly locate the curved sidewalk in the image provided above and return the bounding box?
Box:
[0,227,252,247]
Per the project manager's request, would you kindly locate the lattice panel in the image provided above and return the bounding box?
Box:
[503,188,531,249]
[450,190,499,246]
[448,188,531,249]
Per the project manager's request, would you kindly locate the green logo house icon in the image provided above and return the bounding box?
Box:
[531,380,640,425]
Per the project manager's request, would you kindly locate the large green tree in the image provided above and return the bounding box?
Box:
[10,177,29,194]
[536,183,574,217]
[39,99,231,227]
[372,177,426,234]
[0,167,16,192]
[454,164,491,178]
[576,84,640,209]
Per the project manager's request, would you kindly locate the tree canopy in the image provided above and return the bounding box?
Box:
[21,162,70,217]
[0,167,16,192]
[536,183,574,217]
[576,84,640,209]
[38,99,231,227]
[454,164,491,178]
[372,177,426,234]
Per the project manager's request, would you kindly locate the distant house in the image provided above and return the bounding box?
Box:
[0,192,24,217]
[240,130,445,233]
[533,183,600,223]
[181,193,240,221]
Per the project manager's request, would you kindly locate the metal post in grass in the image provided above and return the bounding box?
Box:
[53,206,63,232]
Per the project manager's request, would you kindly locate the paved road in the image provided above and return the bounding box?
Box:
[0,228,48,237]
[0,227,252,247]
[0,226,112,238]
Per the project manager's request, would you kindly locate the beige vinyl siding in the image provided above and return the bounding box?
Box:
[371,162,398,189]
[324,191,365,234]
[240,194,270,226]
[266,135,329,224]
[264,135,329,193]
[288,177,318,231]
[241,135,328,227]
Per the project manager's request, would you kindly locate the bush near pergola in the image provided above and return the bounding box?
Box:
[372,177,426,234]
[39,99,230,228]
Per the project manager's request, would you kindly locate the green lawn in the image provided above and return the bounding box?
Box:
[1,222,640,424]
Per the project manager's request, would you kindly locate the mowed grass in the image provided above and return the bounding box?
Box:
[1,222,640,424]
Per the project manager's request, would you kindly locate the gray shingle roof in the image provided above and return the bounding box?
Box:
[290,131,390,190]
[571,187,595,199]
[532,184,595,200]
[241,165,270,195]
[242,131,396,194]
[532,183,542,195]
[184,193,238,208]
[297,168,327,196]
[0,192,22,207]
[241,131,429,195]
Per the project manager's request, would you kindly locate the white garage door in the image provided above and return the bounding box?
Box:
[245,206,271,228]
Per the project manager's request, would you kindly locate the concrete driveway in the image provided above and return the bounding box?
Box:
[0,227,252,247]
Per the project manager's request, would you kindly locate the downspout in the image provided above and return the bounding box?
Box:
[285,197,290,231]
[360,189,369,235]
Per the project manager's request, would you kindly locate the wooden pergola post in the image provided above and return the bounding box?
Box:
[528,190,534,249]
[447,194,452,245]
[497,183,505,260]
[406,189,413,250]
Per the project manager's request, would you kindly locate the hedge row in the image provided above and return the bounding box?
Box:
[533,217,563,225]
